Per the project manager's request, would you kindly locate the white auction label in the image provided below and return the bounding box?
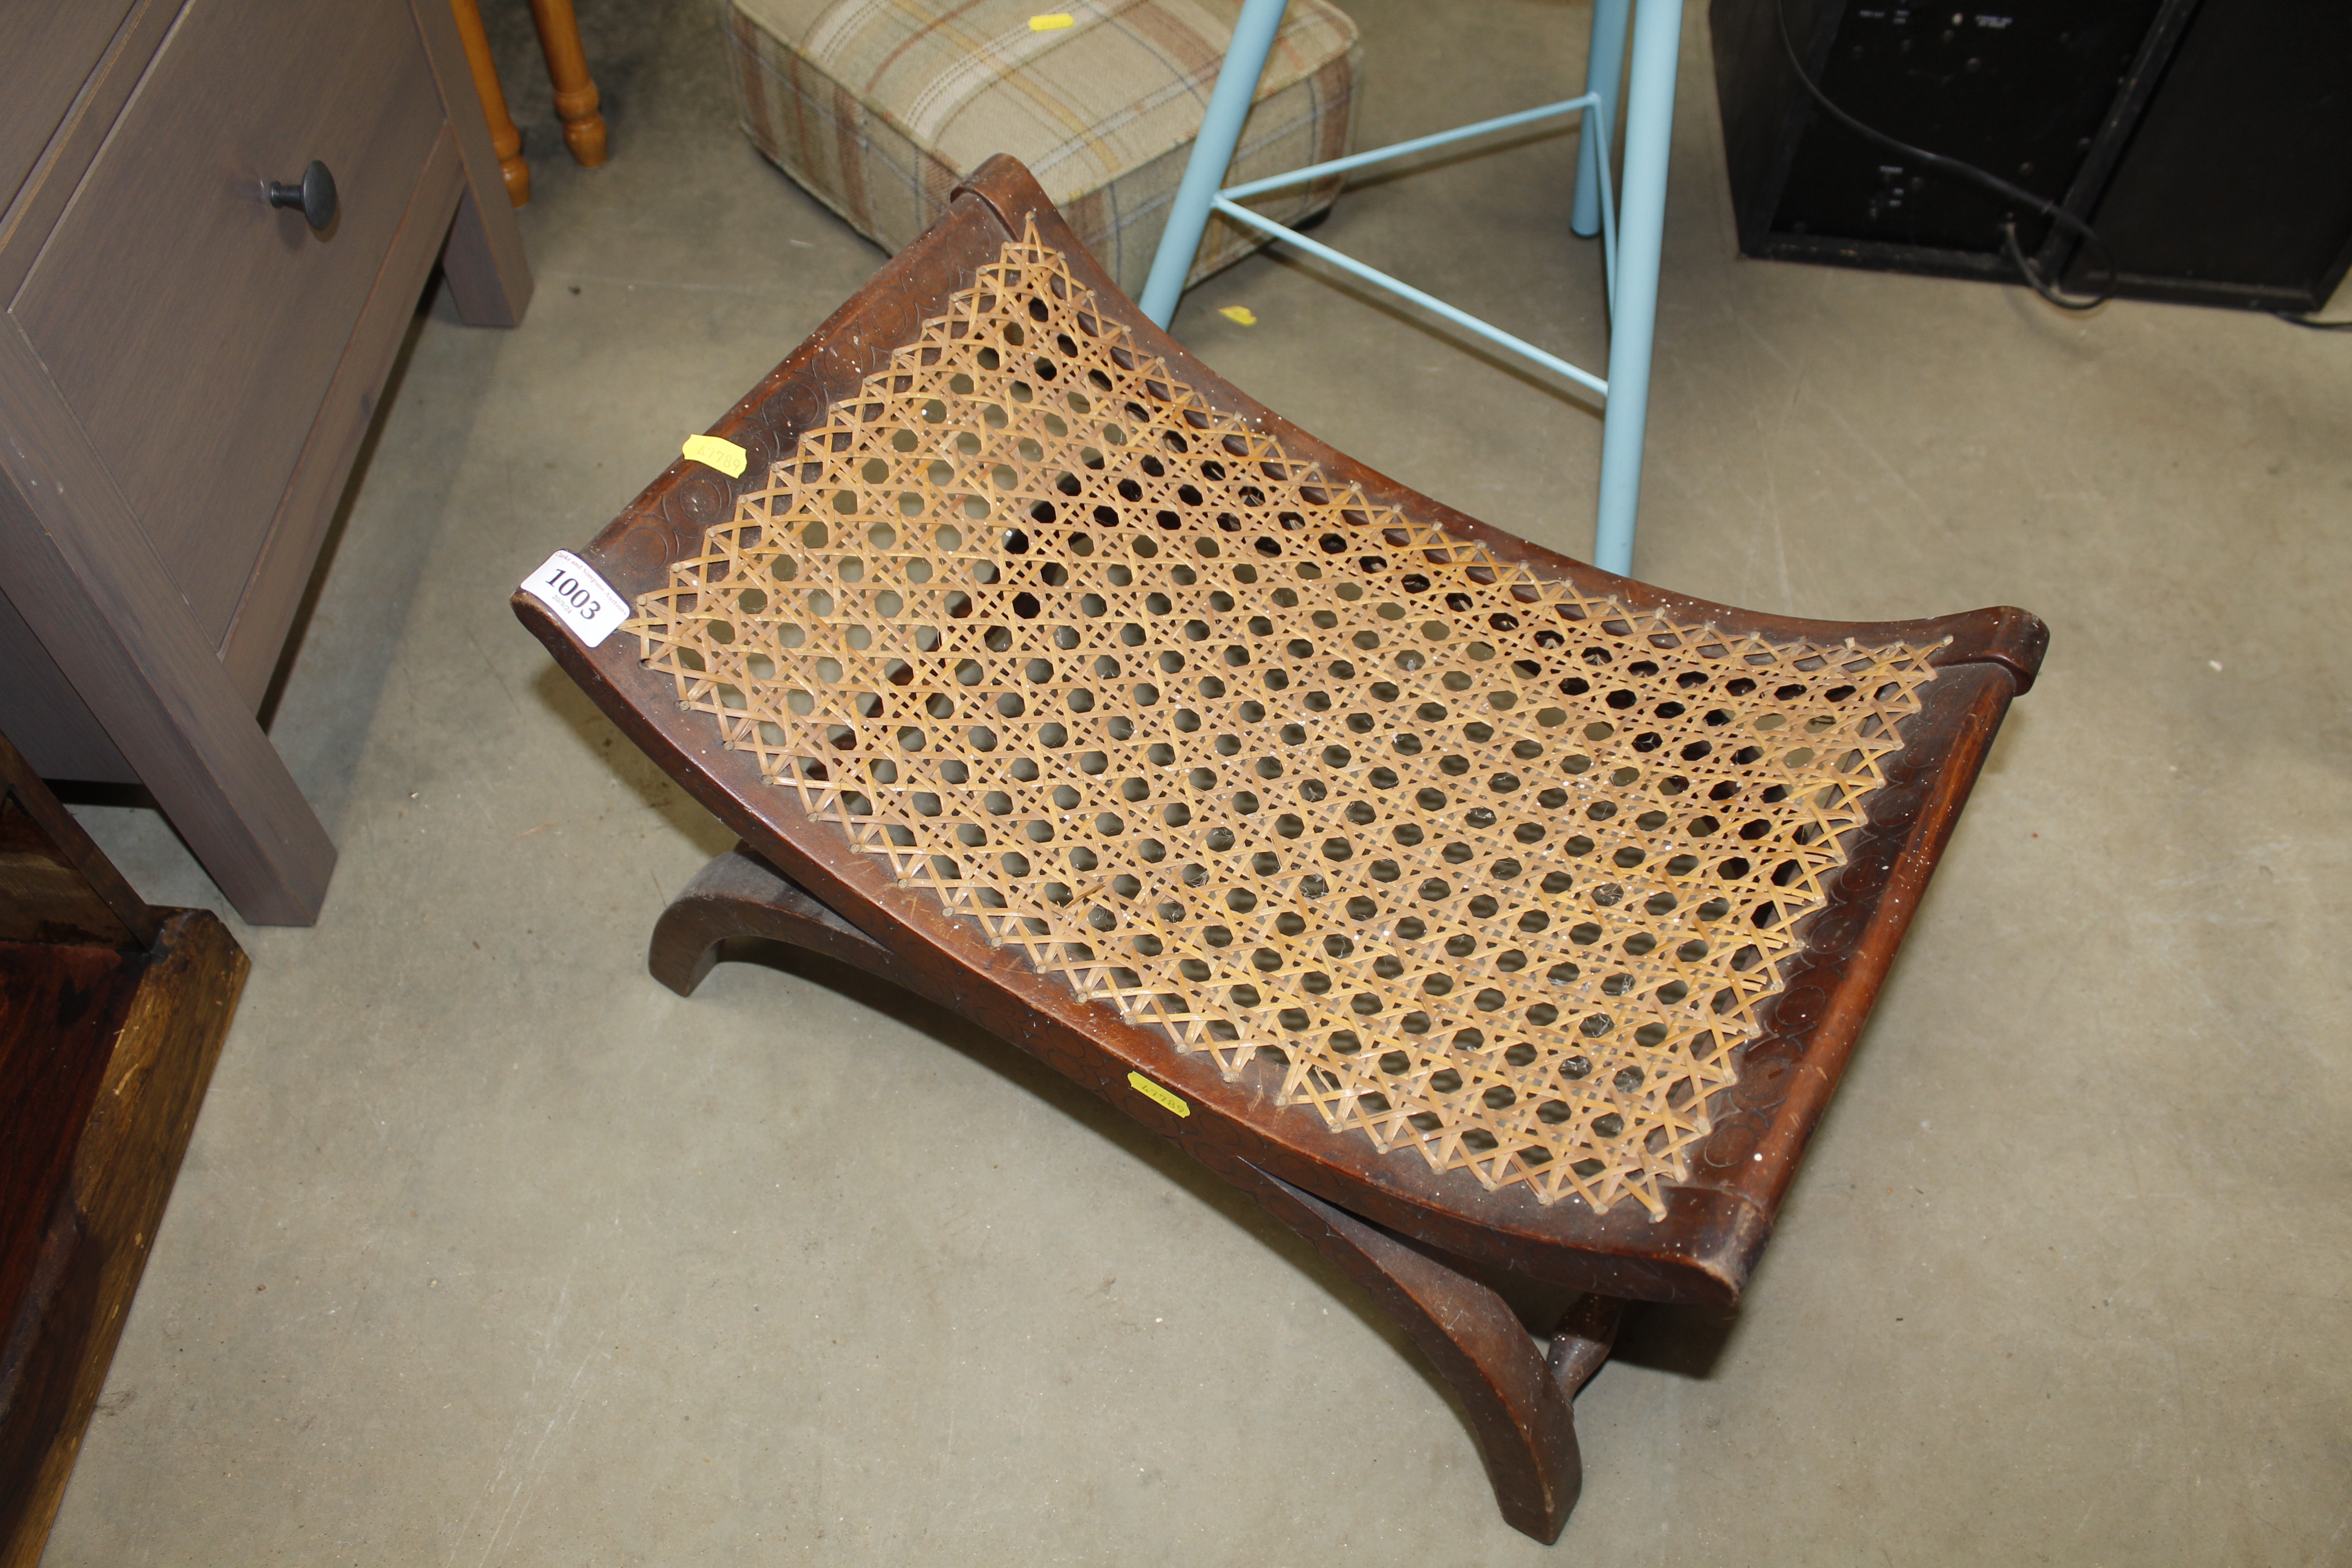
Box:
[520,550,628,648]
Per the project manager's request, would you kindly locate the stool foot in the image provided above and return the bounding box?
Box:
[1245,1165,1624,1543]
[648,843,898,996]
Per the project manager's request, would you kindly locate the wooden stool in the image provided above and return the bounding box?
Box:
[512,155,2045,1541]
[448,0,607,206]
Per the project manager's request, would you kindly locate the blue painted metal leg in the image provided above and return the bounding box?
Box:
[1139,0,1292,327]
[1590,0,1680,576]
[1570,0,1632,241]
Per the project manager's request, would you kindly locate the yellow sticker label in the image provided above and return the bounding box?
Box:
[1216,305,1258,326]
[682,433,748,477]
[1029,12,1075,29]
[1127,1071,1189,1117]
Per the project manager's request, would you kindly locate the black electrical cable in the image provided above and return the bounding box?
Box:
[1773,0,2116,310]
[2273,311,2352,331]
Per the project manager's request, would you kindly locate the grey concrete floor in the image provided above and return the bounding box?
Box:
[42,0,2352,1563]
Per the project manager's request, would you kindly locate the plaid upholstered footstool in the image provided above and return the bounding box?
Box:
[721,0,1360,296]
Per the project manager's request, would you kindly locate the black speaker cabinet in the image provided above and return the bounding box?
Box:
[1710,0,2352,314]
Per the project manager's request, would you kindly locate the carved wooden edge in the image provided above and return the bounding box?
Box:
[0,909,247,1568]
[651,845,1612,1542]
[513,154,2041,1305]
[1690,668,2017,1226]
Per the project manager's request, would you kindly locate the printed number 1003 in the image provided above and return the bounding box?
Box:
[544,566,601,619]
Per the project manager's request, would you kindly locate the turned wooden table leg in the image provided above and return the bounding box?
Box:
[527,0,608,167]
[447,0,529,204]
[1244,1166,1627,1544]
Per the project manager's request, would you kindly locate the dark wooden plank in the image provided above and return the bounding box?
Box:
[0,728,157,949]
[0,801,137,949]
[219,124,469,703]
[409,0,534,328]
[0,944,136,1356]
[11,0,446,645]
[0,910,245,1568]
[0,317,336,925]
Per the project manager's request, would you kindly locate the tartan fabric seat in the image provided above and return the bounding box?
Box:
[513,157,2046,1542]
[722,0,1360,297]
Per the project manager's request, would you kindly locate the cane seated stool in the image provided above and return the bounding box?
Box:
[512,156,2045,1543]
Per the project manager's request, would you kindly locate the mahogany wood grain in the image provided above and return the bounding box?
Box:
[515,155,2045,1304]
[0,730,157,950]
[1244,1168,1603,1542]
[514,155,2044,1536]
[447,0,530,205]
[1545,1289,1626,1397]
[0,912,245,1568]
[651,841,911,998]
[0,741,246,1568]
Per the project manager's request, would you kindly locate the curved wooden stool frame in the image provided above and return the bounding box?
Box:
[514,156,2044,1543]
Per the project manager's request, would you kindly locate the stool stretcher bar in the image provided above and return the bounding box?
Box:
[1135,0,1681,574]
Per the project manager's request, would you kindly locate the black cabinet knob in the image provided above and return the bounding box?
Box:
[266,160,338,233]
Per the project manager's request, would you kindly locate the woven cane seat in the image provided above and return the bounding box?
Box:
[519,157,2043,1300]
[627,231,1944,1220]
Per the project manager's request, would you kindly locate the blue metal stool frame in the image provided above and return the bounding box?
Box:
[1137,0,1682,575]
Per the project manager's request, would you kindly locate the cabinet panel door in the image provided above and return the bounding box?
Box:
[0,0,143,213]
[11,0,443,643]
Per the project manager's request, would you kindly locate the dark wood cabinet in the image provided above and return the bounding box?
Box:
[0,0,532,924]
